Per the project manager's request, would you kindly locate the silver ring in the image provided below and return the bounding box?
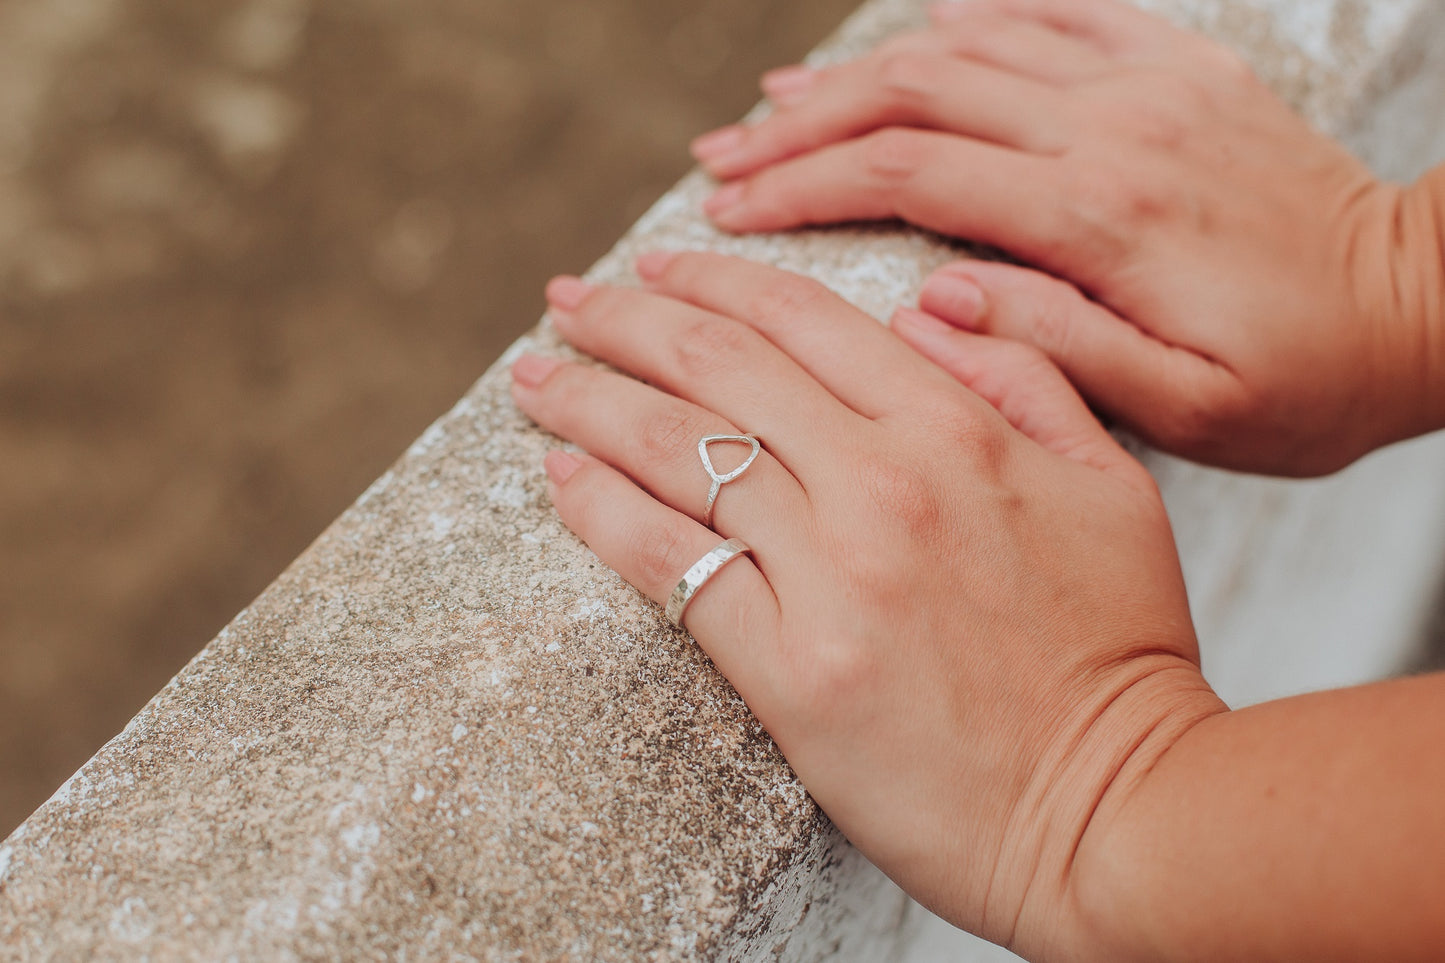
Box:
[699,434,761,527]
[665,538,752,627]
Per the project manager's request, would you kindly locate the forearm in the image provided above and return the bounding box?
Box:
[1073,673,1445,962]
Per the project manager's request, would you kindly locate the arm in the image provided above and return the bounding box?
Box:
[515,251,1445,962]
[1076,674,1445,962]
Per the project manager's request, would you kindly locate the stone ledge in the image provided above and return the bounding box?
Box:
[5,0,1445,960]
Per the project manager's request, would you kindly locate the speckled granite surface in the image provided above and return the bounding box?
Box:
[6,0,1445,959]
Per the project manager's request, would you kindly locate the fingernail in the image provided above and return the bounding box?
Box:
[704,182,746,218]
[929,1,970,22]
[920,272,987,330]
[691,125,746,162]
[544,450,583,485]
[762,65,817,103]
[511,353,562,389]
[546,275,592,313]
[892,306,954,336]
[635,250,677,281]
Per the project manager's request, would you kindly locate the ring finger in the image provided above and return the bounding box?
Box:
[544,450,784,712]
[511,354,810,557]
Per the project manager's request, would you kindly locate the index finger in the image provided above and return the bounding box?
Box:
[636,250,973,422]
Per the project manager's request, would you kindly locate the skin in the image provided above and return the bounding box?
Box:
[690,0,1445,476]
[511,253,1445,961]
[507,2,1445,956]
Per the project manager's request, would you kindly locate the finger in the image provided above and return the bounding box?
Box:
[543,450,782,704]
[932,0,1182,58]
[890,307,1143,485]
[511,355,810,542]
[635,250,968,422]
[695,43,1067,181]
[917,260,1246,458]
[932,12,1116,85]
[543,276,861,469]
[703,129,1072,272]
[760,63,822,106]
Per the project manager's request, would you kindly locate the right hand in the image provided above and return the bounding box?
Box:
[692,0,1445,475]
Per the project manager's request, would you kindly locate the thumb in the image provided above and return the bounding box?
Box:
[917,260,1241,458]
[891,307,1146,487]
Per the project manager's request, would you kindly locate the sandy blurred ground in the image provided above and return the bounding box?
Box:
[0,0,860,836]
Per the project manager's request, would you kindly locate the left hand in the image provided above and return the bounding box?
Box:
[510,251,1223,961]
[687,0,1442,476]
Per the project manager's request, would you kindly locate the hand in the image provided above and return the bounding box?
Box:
[690,0,1445,475]
[510,251,1223,960]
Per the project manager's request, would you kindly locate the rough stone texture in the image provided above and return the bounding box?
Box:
[0,0,863,837]
[5,0,1445,960]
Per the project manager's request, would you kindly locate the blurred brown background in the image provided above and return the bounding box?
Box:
[0,0,861,837]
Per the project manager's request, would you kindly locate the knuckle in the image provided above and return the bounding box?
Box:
[539,361,589,410]
[577,284,634,324]
[790,639,873,722]
[626,515,693,592]
[1153,378,1251,454]
[854,452,946,539]
[1027,283,1084,358]
[744,275,833,326]
[1063,164,1171,238]
[876,50,941,105]
[662,250,707,293]
[1195,43,1257,87]
[671,316,753,381]
[861,127,930,188]
[996,338,1052,373]
[634,404,703,466]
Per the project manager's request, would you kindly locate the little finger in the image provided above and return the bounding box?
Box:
[543,450,783,707]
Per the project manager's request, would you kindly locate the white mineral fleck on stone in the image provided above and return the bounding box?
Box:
[427,512,455,539]
[107,898,153,944]
[486,472,530,509]
[0,845,12,883]
[451,723,468,742]
[406,422,447,458]
[570,597,609,620]
[410,784,426,804]
[340,824,379,852]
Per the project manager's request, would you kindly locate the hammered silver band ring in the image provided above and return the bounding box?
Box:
[665,538,752,627]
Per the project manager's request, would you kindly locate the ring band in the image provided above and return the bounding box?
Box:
[665,538,752,627]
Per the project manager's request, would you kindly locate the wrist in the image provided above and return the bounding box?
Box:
[1007,659,1225,963]
[1355,172,1445,447]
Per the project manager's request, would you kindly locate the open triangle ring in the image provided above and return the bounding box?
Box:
[698,433,761,528]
